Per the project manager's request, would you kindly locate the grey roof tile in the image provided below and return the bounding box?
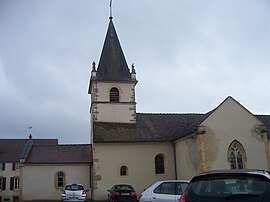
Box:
[25,144,92,164]
[93,113,270,142]
[95,19,131,81]
[0,139,58,163]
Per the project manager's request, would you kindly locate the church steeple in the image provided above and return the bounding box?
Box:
[94,18,132,81]
[89,6,137,124]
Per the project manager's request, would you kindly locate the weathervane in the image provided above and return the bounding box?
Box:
[109,0,113,19]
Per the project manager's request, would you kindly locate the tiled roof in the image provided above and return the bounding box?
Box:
[94,19,131,81]
[93,113,209,143]
[93,113,270,143]
[0,139,58,163]
[256,115,270,137]
[25,144,92,164]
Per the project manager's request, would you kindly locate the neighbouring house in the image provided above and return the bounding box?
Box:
[19,140,92,201]
[0,136,58,202]
[88,15,270,201]
[0,136,92,202]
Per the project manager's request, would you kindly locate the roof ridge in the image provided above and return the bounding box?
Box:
[32,144,91,147]
[136,112,206,115]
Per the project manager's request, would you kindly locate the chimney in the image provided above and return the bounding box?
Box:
[29,134,32,140]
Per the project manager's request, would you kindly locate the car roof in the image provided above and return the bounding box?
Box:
[65,183,84,186]
[156,180,189,183]
[192,169,270,180]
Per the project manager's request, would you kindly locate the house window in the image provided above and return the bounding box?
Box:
[12,163,19,171]
[14,177,19,190]
[10,177,19,190]
[110,87,119,102]
[228,140,246,169]
[0,177,6,190]
[155,154,165,174]
[120,166,128,176]
[57,171,65,188]
[13,196,19,202]
[0,163,5,171]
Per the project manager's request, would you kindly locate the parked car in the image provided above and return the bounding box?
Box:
[179,169,270,202]
[139,180,189,202]
[61,183,87,201]
[107,184,138,202]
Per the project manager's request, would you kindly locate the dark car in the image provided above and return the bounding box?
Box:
[107,184,138,202]
[180,169,270,202]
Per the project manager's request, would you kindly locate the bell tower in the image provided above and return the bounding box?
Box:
[88,16,137,124]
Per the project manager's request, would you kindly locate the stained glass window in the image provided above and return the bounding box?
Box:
[120,166,128,176]
[57,172,64,187]
[228,140,246,169]
[155,154,165,174]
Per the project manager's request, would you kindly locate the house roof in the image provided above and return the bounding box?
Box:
[94,18,131,81]
[25,144,92,164]
[0,138,58,163]
[93,112,270,143]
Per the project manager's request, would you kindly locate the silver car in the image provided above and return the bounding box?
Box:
[61,183,87,201]
[139,180,189,202]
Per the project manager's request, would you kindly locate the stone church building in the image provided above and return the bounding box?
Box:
[88,16,270,201]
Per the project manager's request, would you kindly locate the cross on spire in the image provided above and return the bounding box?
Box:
[109,0,113,19]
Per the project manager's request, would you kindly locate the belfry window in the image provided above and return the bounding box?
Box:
[110,87,119,102]
[228,140,246,169]
[155,154,165,174]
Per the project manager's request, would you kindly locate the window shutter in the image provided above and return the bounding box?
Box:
[10,177,14,190]
[2,163,5,171]
[2,177,6,190]
[12,163,15,171]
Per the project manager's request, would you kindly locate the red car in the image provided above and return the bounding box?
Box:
[107,184,138,202]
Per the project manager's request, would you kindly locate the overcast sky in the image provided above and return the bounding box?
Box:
[1,0,270,144]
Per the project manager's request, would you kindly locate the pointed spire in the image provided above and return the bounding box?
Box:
[95,18,131,81]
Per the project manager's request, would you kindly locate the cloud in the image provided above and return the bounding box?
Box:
[0,0,270,143]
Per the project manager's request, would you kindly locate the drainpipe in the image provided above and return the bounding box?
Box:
[173,142,178,179]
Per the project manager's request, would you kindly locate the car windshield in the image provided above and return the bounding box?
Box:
[190,175,268,198]
[65,184,84,191]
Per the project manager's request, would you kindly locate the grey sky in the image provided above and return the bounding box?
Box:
[0,0,270,143]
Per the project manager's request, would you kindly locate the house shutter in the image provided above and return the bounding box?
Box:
[10,177,14,190]
[2,163,5,171]
[2,177,6,190]
[12,163,15,171]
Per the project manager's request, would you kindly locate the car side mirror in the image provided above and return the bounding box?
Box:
[107,190,111,192]
[85,189,89,192]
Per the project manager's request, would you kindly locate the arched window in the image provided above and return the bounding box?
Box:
[110,87,119,102]
[228,140,246,169]
[56,171,65,188]
[120,166,128,176]
[155,154,165,174]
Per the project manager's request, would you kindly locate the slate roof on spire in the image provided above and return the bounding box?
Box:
[95,18,131,81]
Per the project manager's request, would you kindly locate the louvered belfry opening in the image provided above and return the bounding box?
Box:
[110,87,119,102]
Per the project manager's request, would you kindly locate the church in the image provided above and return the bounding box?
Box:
[88,15,270,201]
